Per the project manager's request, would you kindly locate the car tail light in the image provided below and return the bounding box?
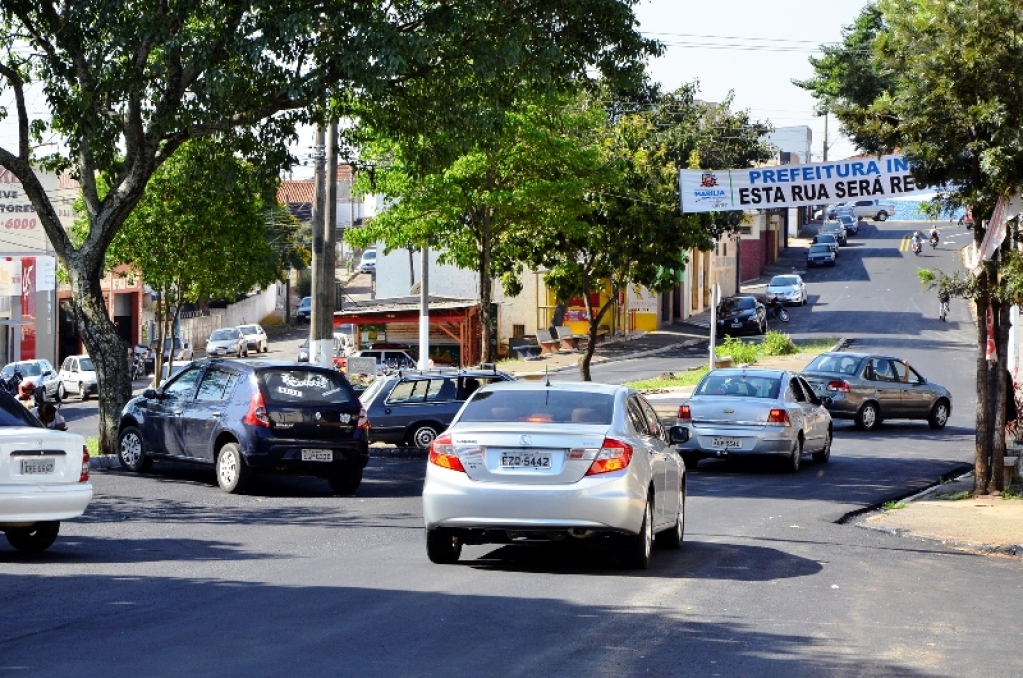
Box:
[767,409,791,426]
[243,391,271,427]
[357,406,370,430]
[677,404,692,423]
[827,380,850,393]
[586,438,633,475]
[80,446,90,482]
[428,433,465,472]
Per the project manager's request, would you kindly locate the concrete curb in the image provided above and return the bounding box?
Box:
[510,338,703,378]
[89,455,120,470]
[856,521,1023,559]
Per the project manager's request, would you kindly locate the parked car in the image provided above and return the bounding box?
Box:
[55,355,98,401]
[807,243,836,267]
[819,221,848,246]
[296,296,312,324]
[358,249,377,273]
[206,327,248,358]
[298,335,354,363]
[237,324,269,353]
[675,368,832,472]
[149,337,193,366]
[2,360,58,398]
[716,295,767,336]
[422,380,691,568]
[846,198,897,222]
[814,202,850,221]
[0,388,92,553]
[837,212,859,235]
[800,352,952,431]
[766,275,807,306]
[812,233,840,254]
[117,359,369,494]
[361,368,514,449]
[336,348,418,373]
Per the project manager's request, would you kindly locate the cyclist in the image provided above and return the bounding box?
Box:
[938,288,950,321]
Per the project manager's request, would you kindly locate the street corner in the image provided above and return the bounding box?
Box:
[856,474,1023,559]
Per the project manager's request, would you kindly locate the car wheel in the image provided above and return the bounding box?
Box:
[79,383,88,401]
[328,468,363,496]
[216,442,252,494]
[425,528,462,564]
[877,211,888,221]
[5,521,60,553]
[682,454,700,470]
[855,402,880,431]
[928,400,950,429]
[655,485,685,550]
[118,426,153,472]
[262,342,268,353]
[407,424,440,450]
[784,437,803,473]
[619,496,653,569]
[812,429,832,464]
[57,383,67,400]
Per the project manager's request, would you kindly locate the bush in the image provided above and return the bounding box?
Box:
[296,270,312,298]
[716,336,759,365]
[762,330,797,356]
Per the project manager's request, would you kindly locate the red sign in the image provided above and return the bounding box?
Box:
[21,256,35,359]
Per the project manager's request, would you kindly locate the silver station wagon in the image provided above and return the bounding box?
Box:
[675,368,832,472]
[800,352,952,431]
[422,381,690,569]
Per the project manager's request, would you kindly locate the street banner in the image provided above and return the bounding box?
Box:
[976,193,1023,264]
[679,154,920,213]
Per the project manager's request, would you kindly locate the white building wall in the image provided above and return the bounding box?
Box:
[374,245,478,299]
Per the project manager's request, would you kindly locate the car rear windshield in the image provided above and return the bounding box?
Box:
[259,369,358,406]
[0,392,43,427]
[459,389,615,424]
[806,354,863,375]
[695,374,781,399]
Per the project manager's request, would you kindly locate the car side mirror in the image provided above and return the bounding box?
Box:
[42,370,53,378]
[668,425,690,444]
[142,388,161,400]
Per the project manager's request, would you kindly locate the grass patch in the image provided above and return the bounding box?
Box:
[1003,486,1023,500]
[628,367,710,390]
[882,500,906,511]
[85,437,101,457]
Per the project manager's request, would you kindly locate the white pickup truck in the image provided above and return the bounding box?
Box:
[840,199,898,222]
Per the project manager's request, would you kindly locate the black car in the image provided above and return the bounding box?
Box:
[116,359,369,495]
[360,368,514,448]
[296,296,312,323]
[716,295,767,336]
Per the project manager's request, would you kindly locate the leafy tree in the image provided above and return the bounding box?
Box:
[795,0,1023,494]
[0,0,656,452]
[105,138,284,384]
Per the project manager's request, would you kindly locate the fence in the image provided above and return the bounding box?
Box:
[174,287,279,349]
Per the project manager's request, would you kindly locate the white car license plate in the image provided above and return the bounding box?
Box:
[301,449,333,462]
[712,437,741,449]
[731,322,742,328]
[22,458,55,474]
[500,452,551,469]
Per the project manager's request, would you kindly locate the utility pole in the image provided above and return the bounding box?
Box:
[326,121,339,345]
[310,125,331,367]
[418,246,430,371]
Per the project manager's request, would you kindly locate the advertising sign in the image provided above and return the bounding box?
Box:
[679,154,920,213]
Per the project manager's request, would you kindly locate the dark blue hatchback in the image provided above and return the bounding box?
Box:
[117,359,369,494]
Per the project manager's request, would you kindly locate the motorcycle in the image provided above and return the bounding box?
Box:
[912,240,922,255]
[930,233,939,249]
[0,368,23,397]
[768,299,790,323]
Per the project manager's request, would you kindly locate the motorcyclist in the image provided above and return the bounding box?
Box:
[929,226,940,245]
[767,297,788,320]
[911,231,924,253]
[31,401,67,431]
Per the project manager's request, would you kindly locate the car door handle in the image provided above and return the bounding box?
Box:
[211,411,221,417]
[172,410,182,416]
[384,408,391,414]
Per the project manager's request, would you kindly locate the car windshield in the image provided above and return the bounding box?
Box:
[0,391,43,427]
[839,215,854,224]
[769,276,799,287]
[7,362,42,376]
[459,389,615,424]
[299,297,311,308]
[695,374,781,399]
[806,354,864,376]
[79,358,95,371]
[238,325,258,334]
[210,329,238,341]
[809,245,831,254]
[259,369,358,406]
[362,251,376,260]
[722,297,756,311]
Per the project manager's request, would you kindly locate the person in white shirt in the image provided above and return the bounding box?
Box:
[31,402,67,431]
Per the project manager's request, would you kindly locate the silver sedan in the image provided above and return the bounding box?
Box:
[422,381,690,569]
[675,368,832,472]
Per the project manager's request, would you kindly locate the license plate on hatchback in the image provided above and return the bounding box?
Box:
[301,449,333,462]
[500,452,551,469]
[712,437,741,449]
[22,458,55,474]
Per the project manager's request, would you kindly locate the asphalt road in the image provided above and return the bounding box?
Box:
[4,221,1020,677]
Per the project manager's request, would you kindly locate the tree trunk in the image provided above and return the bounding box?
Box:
[69,267,130,456]
[987,298,1012,494]
[478,209,494,364]
[579,294,615,382]
[974,290,992,495]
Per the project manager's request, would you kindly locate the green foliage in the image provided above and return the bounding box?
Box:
[761,331,798,356]
[881,500,906,511]
[716,337,759,365]
[296,271,312,299]
[627,367,709,390]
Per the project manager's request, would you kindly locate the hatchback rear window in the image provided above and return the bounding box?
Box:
[259,369,358,405]
[806,354,863,376]
[695,374,781,399]
[459,389,614,424]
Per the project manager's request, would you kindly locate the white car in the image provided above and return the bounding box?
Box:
[206,327,248,358]
[0,391,92,553]
[237,324,269,353]
[358,249,377,273]
[56,355,98,401]
[765,274,808,306]
[422,381,690,569]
